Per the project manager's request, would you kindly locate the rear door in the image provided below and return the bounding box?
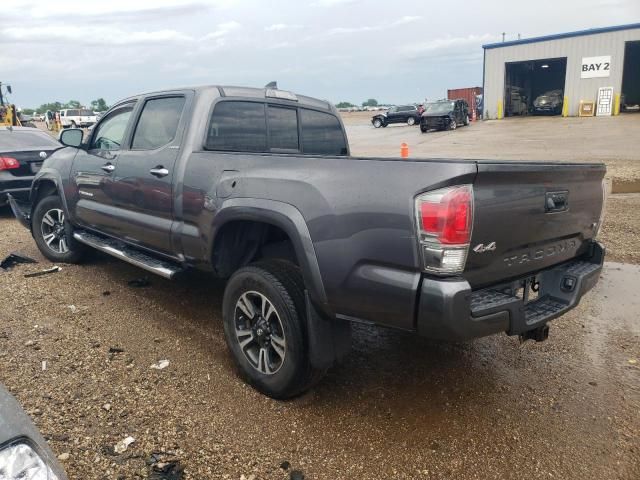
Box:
[106,93,189,255]
[465,163,606,288]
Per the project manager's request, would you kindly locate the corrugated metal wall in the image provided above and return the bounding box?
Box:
[483,27,640,118]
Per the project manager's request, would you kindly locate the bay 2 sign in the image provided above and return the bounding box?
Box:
[581,56,611,78]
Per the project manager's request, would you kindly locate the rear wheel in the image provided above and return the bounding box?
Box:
[407,117,416,126]
[32,195,86,263]
[464,114,470,126]
[222,260,325,399]
[420,124,428,133]
[70,121,77,128]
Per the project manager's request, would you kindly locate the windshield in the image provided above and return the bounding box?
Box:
[0,130,60,151]
[424,102,455,114]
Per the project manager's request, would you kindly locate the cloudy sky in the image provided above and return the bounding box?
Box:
[2,0,639,109]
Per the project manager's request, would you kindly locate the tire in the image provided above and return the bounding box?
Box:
[222,259,325,399]
[32,195,86,263]
[407,117,416,126]
[70,121,77,128]
[372,118,382,128]
[464,115,470,126]
[420,124,428,133]
[449,119,457,130]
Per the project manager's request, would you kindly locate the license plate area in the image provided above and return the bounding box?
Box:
[514,276,540,305]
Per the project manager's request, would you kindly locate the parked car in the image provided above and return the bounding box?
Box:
[420,99,470,132]
[0,384,68,480]
[59,108,97,128]
[0,126,61,206]
[371,105,420,128]
[9,85,606,399]
[533,90,564,115]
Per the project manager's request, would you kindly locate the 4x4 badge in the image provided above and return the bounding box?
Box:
[473,242,496,253]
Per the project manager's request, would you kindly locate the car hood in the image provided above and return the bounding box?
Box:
[421,111,453,118]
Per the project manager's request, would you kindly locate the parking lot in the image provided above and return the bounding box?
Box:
[1,115,639,479]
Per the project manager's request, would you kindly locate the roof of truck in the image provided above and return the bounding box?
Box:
[125,85,334,111]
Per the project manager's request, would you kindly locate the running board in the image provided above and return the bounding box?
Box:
[73,230,183,279]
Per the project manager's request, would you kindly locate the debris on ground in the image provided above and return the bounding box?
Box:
[114,436,135,454]
[290,470,305,480]
[24,266,61,278]
[150,360,170,370]
[57,452,70,462]
[280,461,291,470]
[41,361,46,371]
[128,277,151,288]
[0,252,37,270]
[68,305,78,314]
[109,346,125,354]
[149,460,184,480]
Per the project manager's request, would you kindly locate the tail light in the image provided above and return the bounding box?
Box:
[415,185,473,274]
[0,157,20,170]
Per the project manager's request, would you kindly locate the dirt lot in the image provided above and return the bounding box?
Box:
[1,115,639,479]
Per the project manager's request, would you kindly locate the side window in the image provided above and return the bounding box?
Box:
[300,109,348,156]
[90,105,134,151]
[267,106,298,150]
[205,101,267,152]
[131,97,185,150]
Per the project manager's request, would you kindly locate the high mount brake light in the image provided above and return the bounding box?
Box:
[415,185,474,274]
[0,157,20,170]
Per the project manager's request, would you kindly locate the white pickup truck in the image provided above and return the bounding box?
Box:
[59,108,97,128]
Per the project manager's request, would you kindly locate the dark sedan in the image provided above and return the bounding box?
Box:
[1,127,61,206]
[371,105,421,128]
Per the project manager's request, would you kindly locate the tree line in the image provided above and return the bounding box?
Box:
[335,98,381,109]
[21,98,109,115]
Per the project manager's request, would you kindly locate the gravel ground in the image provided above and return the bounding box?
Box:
[1,115,639,479]
[0,212,638,479]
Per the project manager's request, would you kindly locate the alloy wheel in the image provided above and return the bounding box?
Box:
[234,291,286,375]
[40,208,69,254]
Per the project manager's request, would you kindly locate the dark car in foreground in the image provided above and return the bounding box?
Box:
[0,384,68,480]
[371,105,420,127]
[533,89,564,115]
[9,85,606,399]
[420,99,470,132]
[1,126,61,206]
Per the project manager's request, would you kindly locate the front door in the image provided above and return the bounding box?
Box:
[69,102,136,237]
[106,95,187,255]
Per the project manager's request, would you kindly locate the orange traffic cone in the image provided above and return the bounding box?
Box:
[400,143,409,158]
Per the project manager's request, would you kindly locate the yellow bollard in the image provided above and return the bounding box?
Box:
[562,97,569,117]
[497,100,503,120]
[614,94,621,115]
[400,143,409,158]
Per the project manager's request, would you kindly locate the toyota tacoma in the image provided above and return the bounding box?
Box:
[9,85,606,398]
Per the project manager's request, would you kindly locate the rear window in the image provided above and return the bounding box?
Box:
[66,109,79,116]
[205,101,347,156]
[0,130,60,150]
[80,109,94,116]
[206,101,267,152]
[267,106,298,150]
[300,109,347,155]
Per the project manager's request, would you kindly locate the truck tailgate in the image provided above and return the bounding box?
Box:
[465,162,605,288]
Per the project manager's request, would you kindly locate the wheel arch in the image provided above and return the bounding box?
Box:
[30,174,70,225]
[210,198,328,309]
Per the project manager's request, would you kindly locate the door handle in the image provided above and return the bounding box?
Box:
[149,166,169,178]
[101,163,115,173]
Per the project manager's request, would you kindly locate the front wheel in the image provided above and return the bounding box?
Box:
[464,115,470,126]
[32,195,86,263]
[407,117,415,126]
[420,124,428,133]
[372,118,382,128]
[449,119,457,130]
[222,260,325,399]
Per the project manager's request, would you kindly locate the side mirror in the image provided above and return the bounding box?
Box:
[59,128,84,148]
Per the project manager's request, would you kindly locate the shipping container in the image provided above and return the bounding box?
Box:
[447,87,483,116]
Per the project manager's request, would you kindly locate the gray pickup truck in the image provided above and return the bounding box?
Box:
[9,85,606,398]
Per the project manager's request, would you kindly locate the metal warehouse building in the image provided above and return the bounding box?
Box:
[482,23,640,119]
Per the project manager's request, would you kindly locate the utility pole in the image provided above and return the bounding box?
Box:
[502,32,506,42]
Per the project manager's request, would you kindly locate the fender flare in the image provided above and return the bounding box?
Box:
[30,171,71,219]
[210,198,328,309]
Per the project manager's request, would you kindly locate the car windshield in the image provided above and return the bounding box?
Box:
[424,102,455,114]
[0,129,60,151]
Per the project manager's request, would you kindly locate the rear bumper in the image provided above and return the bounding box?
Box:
[7,193,32,229]
[416,242,605,341]
[0,173,33,204]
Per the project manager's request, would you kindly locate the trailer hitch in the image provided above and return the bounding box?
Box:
[519,324,549,343]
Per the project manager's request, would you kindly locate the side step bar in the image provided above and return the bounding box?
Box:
[73,230,184,279]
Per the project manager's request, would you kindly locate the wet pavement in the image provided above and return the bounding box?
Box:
[0,210,638,479]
